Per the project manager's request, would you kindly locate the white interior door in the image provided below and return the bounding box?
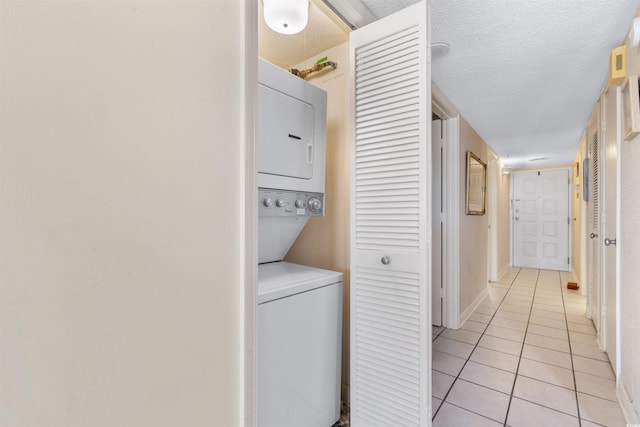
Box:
[602,87,618,368]
[350,2,431,425]
[588,106,601,334]
[432,120,442,326]
[512,169,570,271]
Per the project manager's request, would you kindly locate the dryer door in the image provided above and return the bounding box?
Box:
[258,84,315,180]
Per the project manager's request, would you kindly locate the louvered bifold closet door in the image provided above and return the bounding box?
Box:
[590,123,601,332]
[350,2,431,426]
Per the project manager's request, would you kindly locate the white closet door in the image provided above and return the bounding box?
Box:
[588,106,601,333]
[350,2,431,425]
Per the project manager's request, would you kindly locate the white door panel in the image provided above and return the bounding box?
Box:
[588,104,601,334]
[513,169,570,271]
[602,87,618,368]
[350,2,431,425]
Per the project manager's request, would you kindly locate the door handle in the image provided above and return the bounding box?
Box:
[590,233,598,239]
[514,217,519,221]
[381,256,391,265]
[604,237,616,246]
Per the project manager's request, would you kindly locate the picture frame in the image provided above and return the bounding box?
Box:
[465,150,486,215]
[621,74,640,141]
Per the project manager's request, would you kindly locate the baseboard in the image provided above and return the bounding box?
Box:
[497,263,510,281]
[617,382,640,424]
[458,287,489,328]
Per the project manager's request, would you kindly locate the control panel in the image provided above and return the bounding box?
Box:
[259,188,324,217]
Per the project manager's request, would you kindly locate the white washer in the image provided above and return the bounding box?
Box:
[257,261,343,427]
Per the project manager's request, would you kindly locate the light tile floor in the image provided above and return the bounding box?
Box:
[431,268,626,427]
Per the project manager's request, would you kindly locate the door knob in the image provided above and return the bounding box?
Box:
[381,256,391,265]
[515,217,519,221]
[604,238,617,246]
[590,233,598,239]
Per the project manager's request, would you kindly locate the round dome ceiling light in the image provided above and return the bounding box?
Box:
[431,42,450,60]
[263,0,309,35]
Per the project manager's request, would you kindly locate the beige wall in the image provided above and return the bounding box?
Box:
[458,117,492,315]
[283,42,352,398]
[571,136,587,287]
[0,2,246,426]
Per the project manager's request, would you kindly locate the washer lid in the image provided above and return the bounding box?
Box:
[258,261,343,304]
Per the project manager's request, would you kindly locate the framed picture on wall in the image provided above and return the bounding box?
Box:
[621,74,640,141]
[465,150,486,215]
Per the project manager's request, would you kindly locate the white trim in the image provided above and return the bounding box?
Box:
[498,263,511,281]
[617,383,640,424]
[487,159,499,282]
[615,85,622,382]
[458,286,489,327]
[432,84,460,329]
[242,0,258,425]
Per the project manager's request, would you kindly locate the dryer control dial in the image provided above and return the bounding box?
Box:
[308,198,322,212]
[295,199,305,208]
[276,199,286,208]
[263,198,273,207]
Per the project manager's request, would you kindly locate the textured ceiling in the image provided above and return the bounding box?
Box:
[260,0,640,168]
[363,0,640,168]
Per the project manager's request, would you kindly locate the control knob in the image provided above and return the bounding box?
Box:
[263,198,273,207]
[276,199,286,208]
[295,199,305,208]
[308,198,322,212]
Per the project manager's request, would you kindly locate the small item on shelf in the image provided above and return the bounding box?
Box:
[567,281,579,290]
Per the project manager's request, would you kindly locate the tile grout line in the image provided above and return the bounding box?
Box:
[432,268,522,421]
[502,269,541,427]
[559,270,583,426]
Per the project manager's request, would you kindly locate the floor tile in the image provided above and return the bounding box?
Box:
[478,334,523,356]
[432,396,443,414]
[569,330,598,345]
[572,355,615,380]
[470,346,520,373]
[578,392,627,426]
[446,379,510,423]
[506,397,580,427]
[518,357,574,390]
[574,371,617,402]
[468,312,492,324]
[432,350,466,376]
[432,370,456,399]
[527,323,569,340]
[441,328,482,345]
[525,332,570,353]
[528,316,567,330]
[513,375,578,417]
[521,344,572,369]
[461,319,487,334]
[565,314,593,326]
[474,305,497,316]
[433,402,502,427]
[567,322,596,335]
[570,342,609,362]
[484,324,525,342]
[459,360,515,394]
[494,309,530,323]
[530,309,566,321]
[433,336,475,359]
[490,316,528,332]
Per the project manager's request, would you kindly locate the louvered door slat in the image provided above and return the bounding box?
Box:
[350,3,430,425]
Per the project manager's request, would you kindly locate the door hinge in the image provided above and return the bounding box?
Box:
[568,217,570,225]
[568,257,570,265]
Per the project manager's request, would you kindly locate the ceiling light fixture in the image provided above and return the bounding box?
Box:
[263,0,309,35]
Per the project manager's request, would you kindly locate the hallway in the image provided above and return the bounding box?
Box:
[431,268,624,426]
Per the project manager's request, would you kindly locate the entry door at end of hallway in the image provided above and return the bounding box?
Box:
[512,169,570,271]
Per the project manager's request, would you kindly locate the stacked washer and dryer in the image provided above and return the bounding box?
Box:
[257,58,343,427]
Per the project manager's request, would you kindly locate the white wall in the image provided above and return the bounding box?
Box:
[619,11,640,418]
[0,2,247,425]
